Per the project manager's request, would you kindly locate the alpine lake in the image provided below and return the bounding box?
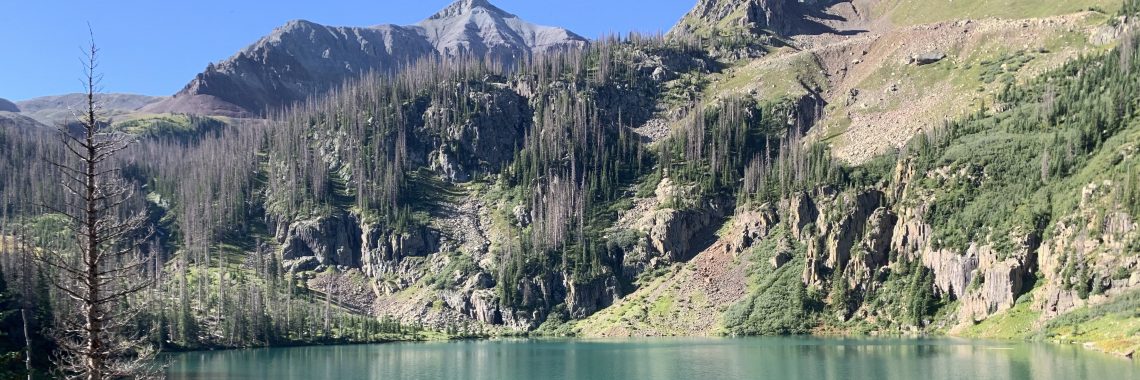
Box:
[164,337,1139,379]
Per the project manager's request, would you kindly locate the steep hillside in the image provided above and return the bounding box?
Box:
[2,0,1139,360]
[0,112,47,130]
[677,0,1131,164]
[143,0,587,117]
[0,98,17,113]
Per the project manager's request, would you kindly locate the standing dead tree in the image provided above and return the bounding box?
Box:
[34,34,157,380]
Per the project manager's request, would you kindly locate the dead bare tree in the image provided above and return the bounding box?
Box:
[34,33,158,380]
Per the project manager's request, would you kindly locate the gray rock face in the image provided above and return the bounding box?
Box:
[0,98,18,112]
[728,205,780,255]
[671,0,839,37]
[423,82,530,181]
[418,0,586,59]
[648,205,725,263]
[360,224,439,277]
[146,0,587,117]
[279,213,364,269]
[800,190,888,288]
[564,276,621,319]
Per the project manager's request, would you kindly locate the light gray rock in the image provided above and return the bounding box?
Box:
[728,205,779,254]
[910,52,947,65]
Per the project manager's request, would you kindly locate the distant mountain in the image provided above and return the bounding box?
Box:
[143,0,587,117]
[0,112,48,130]
[0,98,18,113]
[16,93,164,125]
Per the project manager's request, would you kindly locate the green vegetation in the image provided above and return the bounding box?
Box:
[903,30,1140,253]
[1,4,1139,372]
[723,227,816,335]
[877,0,1122,26]
[978,51,1036,84]
[960,294,1042,339]
[112,114,227,140]
[1043,289,1140,355]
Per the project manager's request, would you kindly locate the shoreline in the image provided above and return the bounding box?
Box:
[158,332,1136,361]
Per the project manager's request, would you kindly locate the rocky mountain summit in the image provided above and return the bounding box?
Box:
[143,0,587,117]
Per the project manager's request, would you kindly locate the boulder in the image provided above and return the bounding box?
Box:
[770,250,793,269]
[910,52,947,65]
[283,256,321,273]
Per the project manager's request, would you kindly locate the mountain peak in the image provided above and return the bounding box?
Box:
[426,0,514,21]
[145,0,585,117]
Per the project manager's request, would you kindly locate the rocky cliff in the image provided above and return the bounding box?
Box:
[671,0,841,38]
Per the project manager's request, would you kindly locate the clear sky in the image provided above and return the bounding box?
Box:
[0,0,696,101]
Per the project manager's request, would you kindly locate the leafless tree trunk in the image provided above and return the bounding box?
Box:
[34,33,158,380]
[1122,29,1135,75]
[21,308,31,380]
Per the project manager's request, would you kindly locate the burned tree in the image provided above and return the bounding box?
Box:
[35,35,157,380]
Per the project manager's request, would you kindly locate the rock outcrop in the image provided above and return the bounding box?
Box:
[647,206,724,263]
[799,189,890,289]
[279,213,364,270]
[145,0,587,117]
[1036,182,1140,318]
[361,224,439,277]
[423,82,530,181]
[671,0,839,38]
[564,276,621,319]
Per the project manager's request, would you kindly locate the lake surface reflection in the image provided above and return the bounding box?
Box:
[165,337,1139,380]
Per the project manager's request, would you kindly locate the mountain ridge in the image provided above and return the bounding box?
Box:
[143,0,587,117]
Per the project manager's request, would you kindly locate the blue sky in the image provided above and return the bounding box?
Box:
[0,0,695,101]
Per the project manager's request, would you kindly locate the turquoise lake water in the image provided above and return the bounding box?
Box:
[164,337,1139,379]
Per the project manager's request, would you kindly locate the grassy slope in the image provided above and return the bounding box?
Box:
[876,0,1121,25]
[960,290,1140,357]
